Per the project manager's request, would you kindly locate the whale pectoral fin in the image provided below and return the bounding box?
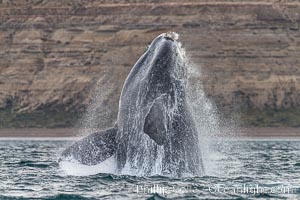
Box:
[143,100,166,145]
[60,127,117,165]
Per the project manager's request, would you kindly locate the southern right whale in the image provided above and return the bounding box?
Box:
[60,32,204,177]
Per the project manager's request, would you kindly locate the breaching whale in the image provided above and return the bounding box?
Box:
[59,32,204,177]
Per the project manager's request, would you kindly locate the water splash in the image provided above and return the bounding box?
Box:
[78,68,116,137]
[185,54,241,177]
[59,155,117,176]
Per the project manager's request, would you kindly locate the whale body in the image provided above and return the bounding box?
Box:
[60,32,204,177]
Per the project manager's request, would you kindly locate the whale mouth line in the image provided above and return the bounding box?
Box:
[164,32,179,41]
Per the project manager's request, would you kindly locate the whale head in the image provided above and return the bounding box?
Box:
[120,32,187,104]
[142,32,187,83]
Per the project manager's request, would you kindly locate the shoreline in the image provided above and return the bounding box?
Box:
[0,128,300,138]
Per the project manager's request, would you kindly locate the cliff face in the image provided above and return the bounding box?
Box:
[1,0,300,127]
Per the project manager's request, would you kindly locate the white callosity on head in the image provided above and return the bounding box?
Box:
[164,32,179,41]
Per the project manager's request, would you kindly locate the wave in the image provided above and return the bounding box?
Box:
[0,194,94,200]
[59,155,116,176]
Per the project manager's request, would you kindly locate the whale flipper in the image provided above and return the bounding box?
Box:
[143,97,167,146]
[60,127,117,165]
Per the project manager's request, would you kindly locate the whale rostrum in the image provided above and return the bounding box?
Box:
[60,32,204,177]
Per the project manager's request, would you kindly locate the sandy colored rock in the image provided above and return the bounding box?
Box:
[0,0,300,127]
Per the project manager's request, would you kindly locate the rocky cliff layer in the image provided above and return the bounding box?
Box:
[1,0,300,127]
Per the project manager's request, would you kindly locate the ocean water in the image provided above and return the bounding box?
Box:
[0,139,300,200]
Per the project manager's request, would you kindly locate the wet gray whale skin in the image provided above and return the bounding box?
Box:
[60,32,203,177]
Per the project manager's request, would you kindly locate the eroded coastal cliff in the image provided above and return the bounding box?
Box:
[1,0,300,128]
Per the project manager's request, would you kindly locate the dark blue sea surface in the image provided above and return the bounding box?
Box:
[0,139,299,199]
